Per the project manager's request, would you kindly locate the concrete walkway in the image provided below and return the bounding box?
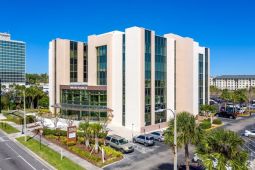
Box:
[0,114,101,170]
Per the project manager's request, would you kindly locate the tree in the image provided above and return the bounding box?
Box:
[79,122,91,148]
[164,112,204,170]
[38,95,49,108]
[90,123,103,153]
[210,85,222,97]
[230,90,247,113]
[196,129,249,170]
[200,104,217,116]
[220,89,231,110]
[200,104,217,124]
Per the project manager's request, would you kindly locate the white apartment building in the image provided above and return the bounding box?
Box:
[211,75,255,90]
[49,26,210,132]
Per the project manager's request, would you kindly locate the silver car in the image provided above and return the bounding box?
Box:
[150,131,164,142]
[133,134,155,146]
[105,135,134,153]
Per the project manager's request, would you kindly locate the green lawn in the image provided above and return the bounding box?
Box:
[16,136,85,170]
[0,122,19,134]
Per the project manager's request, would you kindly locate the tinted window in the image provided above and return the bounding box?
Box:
[111,138,118,144]
[138,135,145,139]
[119,138,128,145]
[146,136,154,140]
[106,136,111,141]
[152,132,159,136]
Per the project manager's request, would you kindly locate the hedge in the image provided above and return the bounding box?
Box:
[212,118,222,125]
[199,121,212,129]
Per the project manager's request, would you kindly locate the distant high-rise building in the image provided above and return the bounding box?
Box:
[0,33,26,86]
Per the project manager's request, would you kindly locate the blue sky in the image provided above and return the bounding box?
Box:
[1,0,255,75]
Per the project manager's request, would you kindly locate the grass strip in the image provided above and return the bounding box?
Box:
[16,136,85,170]
[0,122,19,134]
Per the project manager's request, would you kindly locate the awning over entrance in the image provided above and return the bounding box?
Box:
[52,103,113,112]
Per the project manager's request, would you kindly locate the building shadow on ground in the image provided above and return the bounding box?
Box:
[156,163,204,170]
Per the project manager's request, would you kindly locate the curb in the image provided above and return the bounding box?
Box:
[13,137,57,170]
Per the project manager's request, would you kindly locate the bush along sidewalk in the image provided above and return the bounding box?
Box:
[0,122,20,134]
[16,136,85,170]
[44,133,123,167]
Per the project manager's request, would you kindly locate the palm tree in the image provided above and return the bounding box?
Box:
[79,122,91,148]
[90,123,102,153]
[165,112,204,170]
[196,129,249,170]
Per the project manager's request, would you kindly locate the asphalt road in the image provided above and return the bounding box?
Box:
[0,130,51,170]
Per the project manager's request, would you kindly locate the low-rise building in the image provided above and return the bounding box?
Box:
[211,75,255,90]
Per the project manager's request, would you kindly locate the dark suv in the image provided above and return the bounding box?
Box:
[215,108,237,119]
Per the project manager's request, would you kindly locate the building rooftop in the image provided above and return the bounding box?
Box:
[0,32,25,43]
[0,32,11,41]
[215,75,255,79]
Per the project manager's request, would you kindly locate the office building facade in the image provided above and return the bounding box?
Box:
[211,75,255,90]
[49,27,210,132]
[0,33,26,86]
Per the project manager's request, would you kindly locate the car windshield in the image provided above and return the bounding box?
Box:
[119,138,128,145]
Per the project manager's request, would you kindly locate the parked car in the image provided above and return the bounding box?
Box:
[244,129,255,137]
[215,110,237,119]
[150,131,164,142]
[237,108,245,114]
[105,135,134,153]
[133,134,155,146]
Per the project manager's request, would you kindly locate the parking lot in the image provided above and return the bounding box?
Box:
[104,115,255,170]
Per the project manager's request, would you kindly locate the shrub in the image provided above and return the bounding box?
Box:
[212,118,222,125]
[43,128,67,136]
[67,141,76,147]
[102,146,122,158]
[68,145,101,164]
[199,121,211,129]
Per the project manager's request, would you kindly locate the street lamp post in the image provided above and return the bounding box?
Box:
[23,90,26,142]
[163,108,177,170]
[131,123,134,140]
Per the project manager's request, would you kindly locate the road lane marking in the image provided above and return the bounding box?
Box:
[5,143,36,170]
[0,157,12,161]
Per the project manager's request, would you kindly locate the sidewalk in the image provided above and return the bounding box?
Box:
[0,114,101,170]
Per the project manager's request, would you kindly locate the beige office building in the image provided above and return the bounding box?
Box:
[49,26,210,132]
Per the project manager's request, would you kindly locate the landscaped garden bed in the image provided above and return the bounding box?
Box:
[198,118,223,130]
[41,128,123,167]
